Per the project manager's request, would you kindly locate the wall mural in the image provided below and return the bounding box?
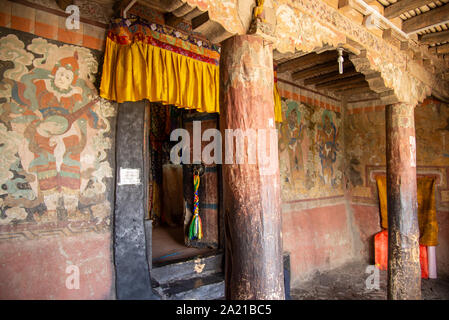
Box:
[278,97,344,201]
[0,31,115,237]
[346,100,449,211]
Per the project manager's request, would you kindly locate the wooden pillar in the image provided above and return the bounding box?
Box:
[386,102,421,300]
[114,101,157,300]
[219,35,285,300]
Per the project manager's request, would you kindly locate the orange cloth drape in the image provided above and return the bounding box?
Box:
[376,175,438,246]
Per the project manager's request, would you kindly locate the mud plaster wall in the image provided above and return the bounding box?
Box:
[0,26,116,299]
[346,99,449,276]
[277,81,358,284]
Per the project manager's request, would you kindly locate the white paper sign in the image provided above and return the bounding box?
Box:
[119,168,141,185]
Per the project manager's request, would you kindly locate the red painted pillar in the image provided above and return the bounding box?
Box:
[386,102,421,300]
[219,35,285,300]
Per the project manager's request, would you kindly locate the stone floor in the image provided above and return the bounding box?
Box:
[291,262,449,300]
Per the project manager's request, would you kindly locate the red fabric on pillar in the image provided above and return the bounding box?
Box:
[375,230,388,271]
[420,245,429,279]
[374,230,429,278]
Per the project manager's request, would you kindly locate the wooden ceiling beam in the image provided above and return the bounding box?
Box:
[339,85,373,96]
[172,2,195,17]
[303,66,357,85]
[419,30,449,45]
[277,51,337,74]
[402,3,449,34]
[292,60,351,81]
[315,74,366,89]
[335,82,370,91]
[192,12,209,30]
[435,43,449,55]
[384,0,432,19]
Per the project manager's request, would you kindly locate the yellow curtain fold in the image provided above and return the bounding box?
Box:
[375,175,438,246]
[100,38,220,113]
[100,18,284,119]
[273,81,282,123]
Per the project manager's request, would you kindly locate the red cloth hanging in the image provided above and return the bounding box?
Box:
[374,230,429,279]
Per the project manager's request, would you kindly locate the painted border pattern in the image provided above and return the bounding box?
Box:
[0,0,107,51]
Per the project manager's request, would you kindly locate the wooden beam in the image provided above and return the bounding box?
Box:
[402,3,449,34]
[183,7,204,20]
[277,51,337,74]
[292,61,351,81]
[383,28,401,48]
[339,85,373,95]
[172,2,194,17]
[327,80,369,91]
[436,43,449,54]
[303,66,357,85]
[192,12,210,30]
[338,0,364,24]
[384,0,432,19]
[419,30,449,44]
[315,74,365,89]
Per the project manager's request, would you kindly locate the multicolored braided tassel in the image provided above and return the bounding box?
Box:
[188,171,203,240]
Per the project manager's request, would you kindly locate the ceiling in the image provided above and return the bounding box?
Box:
[111,0,233,43]
[376,0,449,58]
[275,49,377,100]
[72,0,448,101]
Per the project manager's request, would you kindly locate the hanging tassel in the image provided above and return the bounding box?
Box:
[188,171,203,240]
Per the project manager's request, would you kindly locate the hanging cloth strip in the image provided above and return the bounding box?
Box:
[100,17,283,121]
[189,171,203,240]
[375,175,438,246]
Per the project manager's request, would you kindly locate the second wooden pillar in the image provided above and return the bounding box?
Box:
[386,102,421,300]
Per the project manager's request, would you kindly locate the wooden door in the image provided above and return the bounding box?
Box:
[183,112,220,249]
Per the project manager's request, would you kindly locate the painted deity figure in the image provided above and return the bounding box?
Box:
[9,52,104,222]
[279,102,305,178]
[317,111,338,186]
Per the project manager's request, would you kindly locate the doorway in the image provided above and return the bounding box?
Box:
[145,103,222,266]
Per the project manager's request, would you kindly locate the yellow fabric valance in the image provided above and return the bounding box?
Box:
[376,175,438,246]
[100,39,220,113]
[100,18,283,121]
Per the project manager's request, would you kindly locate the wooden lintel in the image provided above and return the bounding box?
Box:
[419,30,449,45]
[402,3,449,34]
[292,60,351,80]
[277,51,337,74]
[384,0,432,19]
